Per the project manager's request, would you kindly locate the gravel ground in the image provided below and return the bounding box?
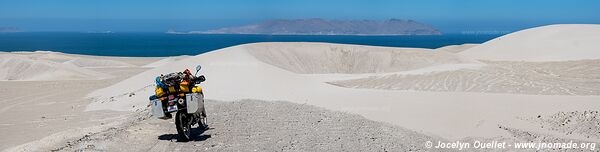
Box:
[523,110,600,139]
[55,100,449,152]
[499,126,598,152]
[42,101,600,152]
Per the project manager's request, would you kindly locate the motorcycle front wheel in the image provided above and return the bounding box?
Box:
[175,111,192,141]
[198,116,208,130]
[198,109,208,130]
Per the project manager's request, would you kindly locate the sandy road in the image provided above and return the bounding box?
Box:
[56,100,449,152]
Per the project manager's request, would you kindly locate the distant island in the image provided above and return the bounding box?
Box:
[171,18,442,35]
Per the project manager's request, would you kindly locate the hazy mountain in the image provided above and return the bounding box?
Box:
[192,18,441,35]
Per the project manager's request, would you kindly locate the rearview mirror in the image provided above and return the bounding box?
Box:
[194,65,202,76]
[195,65,202,72]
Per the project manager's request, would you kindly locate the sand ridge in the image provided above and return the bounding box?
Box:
[434,43,478,53]
[142,55,190,68]
[62,58,135,68]
[0,54,113,81]
[460,24,600,61]
[0,51,161,81]
[330,60,600,95]
[0,52,162,150]
[247,42,478,74]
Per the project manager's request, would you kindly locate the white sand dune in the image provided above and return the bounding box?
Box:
[87,42,600,141]
[0,54,113,81]
[142,55,189,68]
[0,52,160,150]
[63,57,135,68]
[0,51,161,81]
[434,43,478,53]
[460,24,600,61]
[13,51,76,62]
[333,24,600,95]
[331,60,600,95]
[246,43,476,74]
[4,51,160,67]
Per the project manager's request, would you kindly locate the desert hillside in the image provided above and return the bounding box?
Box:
[460,24,600,61]
[332,24,600,95]
[246,43,476,74]
[0,54,112,81]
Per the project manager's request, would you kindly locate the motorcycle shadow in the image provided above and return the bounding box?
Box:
[157,127,212,142]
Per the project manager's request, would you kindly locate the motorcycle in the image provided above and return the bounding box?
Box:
[149,65,207,141]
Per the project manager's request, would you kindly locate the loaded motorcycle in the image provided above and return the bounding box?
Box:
[149,65,207,141]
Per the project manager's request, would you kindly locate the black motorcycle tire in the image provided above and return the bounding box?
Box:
[198,108,208,130]
[175,111,192,141]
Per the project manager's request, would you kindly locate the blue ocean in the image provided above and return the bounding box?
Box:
[0,32,502,57]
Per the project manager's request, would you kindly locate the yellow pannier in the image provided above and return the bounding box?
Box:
[168,86,176,93]
[192,86,203,93]
[179,81,190,93]
[155,87,166,97]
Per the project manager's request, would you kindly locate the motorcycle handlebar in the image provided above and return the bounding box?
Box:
[194,75,206,83]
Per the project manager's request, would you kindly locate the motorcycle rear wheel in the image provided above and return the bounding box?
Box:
[175,111,192,141]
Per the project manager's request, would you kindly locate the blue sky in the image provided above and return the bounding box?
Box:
[1,0,599,33]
